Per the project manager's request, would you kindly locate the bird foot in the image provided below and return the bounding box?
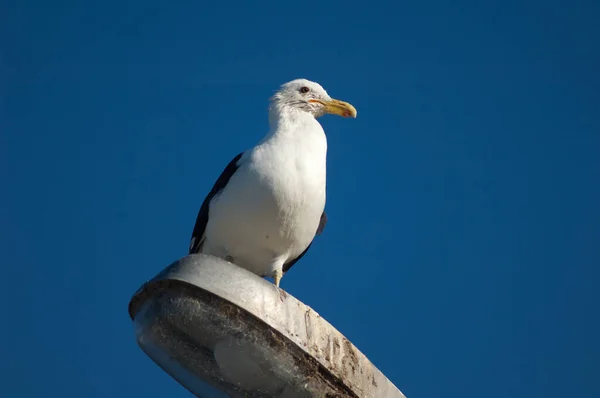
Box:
[272,269,287,301]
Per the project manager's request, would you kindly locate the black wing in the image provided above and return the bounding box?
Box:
[282,211,327,274]
[189,152,244,254]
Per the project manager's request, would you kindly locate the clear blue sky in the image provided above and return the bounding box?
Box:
[2,1,599,397]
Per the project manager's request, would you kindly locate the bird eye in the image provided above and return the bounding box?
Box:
[300,86,310,94]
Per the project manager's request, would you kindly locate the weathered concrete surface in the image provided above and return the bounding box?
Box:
[129,254,405,398]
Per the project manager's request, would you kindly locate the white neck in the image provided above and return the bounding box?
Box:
[263,105,322,141]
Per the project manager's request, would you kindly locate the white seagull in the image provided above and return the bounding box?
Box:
[189,79,357,288]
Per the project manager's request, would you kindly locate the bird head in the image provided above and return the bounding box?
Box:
[270,79,357,119]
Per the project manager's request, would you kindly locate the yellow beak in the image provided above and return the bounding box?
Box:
[310,98,357,118]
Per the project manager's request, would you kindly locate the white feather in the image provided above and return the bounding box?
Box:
[200,79,334,279]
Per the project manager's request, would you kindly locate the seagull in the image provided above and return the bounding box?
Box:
[189,79,357,289]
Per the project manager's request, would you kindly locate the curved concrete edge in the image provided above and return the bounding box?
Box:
[129,254,405,398]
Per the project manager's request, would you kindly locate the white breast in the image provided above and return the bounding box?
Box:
[202,111,327,277]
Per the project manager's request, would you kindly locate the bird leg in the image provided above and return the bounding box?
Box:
[273,269,282,287]
[273,269,288,301]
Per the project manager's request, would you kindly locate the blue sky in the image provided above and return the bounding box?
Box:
[2,0,599,397]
